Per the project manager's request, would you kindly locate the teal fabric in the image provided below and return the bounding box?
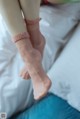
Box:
[10,93,80,119]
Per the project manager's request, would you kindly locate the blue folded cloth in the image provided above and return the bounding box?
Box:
[10,93,80,119]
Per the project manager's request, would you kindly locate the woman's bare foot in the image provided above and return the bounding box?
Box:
[24,49,51,100]
[20,33,46,79]
[16,33,51,100]
[20,66,30,79]
[14,32,51,100]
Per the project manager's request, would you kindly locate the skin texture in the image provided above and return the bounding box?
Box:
[0,0,51,100]
[20,19,46,79]
[19,0,46,79]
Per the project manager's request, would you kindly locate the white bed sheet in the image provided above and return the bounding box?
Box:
[48,24,80,111]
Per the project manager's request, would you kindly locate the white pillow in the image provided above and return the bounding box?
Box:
[40,4,80,39]
[40,4,80,71]
[48,24,80,111]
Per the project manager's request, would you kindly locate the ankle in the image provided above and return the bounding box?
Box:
[24,49,41,63]
[26,18,40,25]
[25,18,40,31]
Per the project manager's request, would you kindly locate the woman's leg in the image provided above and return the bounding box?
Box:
[19,0,45,56]
[19,0,41,20]
[0,0,29,82]
[0,0,51,100]
[19,0,46,79]
[0,0,36,62]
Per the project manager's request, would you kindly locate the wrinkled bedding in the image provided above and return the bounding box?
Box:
[0,3,80,118]
[48,24,80,111]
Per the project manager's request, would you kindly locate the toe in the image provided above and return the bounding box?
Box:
[24,72,30,80]
[22,70,29,79]
[19,66,30,80]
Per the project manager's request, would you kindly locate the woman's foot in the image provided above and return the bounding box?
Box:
[15,33,51,100]
[20,66,30,79]
[14,31,51,100]
[24,49,52,100]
